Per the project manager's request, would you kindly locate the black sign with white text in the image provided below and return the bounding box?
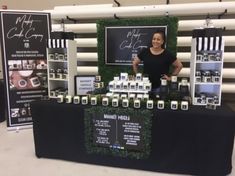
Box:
[0,11,50,128]
[105,26,167,65]
[93,111,144,151]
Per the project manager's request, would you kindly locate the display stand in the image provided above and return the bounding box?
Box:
[47,39,77,98]
[190,28,224,106]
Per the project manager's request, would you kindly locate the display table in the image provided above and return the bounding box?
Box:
[31,100,235,176]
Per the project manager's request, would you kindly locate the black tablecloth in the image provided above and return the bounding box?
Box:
[0,80,5,122]
[31,100,235,176]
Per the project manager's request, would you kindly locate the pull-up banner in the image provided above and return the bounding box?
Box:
[0,11,50,129]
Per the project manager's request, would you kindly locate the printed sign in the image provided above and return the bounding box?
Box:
[93,111,144,151]
[75,76,95,95]
[105,26,167,65]
[0,11,50,128]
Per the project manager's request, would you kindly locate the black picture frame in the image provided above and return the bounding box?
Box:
[105,26,167,65]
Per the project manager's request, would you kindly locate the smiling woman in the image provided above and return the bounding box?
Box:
[132,31,183,92]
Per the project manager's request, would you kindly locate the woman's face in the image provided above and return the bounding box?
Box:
[152,33,164,49]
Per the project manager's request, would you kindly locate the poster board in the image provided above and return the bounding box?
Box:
[0,11,50,129]
[75,75,95,95]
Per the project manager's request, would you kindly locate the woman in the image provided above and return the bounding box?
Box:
[132,31,183,92]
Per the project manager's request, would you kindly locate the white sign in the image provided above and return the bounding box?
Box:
[75,76,95,95]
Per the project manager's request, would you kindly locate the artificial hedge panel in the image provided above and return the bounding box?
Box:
[97,17,179,86]
[84,106,153,159]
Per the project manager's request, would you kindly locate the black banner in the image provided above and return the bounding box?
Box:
[0,11,50,128]
[105,26,167,65]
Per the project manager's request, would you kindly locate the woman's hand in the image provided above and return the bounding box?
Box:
[162,74,171,81]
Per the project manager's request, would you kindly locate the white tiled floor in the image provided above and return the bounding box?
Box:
[0,120,234,176]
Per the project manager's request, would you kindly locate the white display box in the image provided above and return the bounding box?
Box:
[171,76,177,82]
[134,99,140,108]
[120,73,128,81]
[100,82,104,88]
[196,54,203,61]
[65,95,72,103]
[113,94,120,99]
[122,99,129,108]
[106,92,113,98]
[109,81,115,90]
[142,77,149,82]
[137,94,143,100]
[137,82,144,90]
[212,76,220,82]
[114,76,119,81]
[129,94,136,101]
[81,96,88,105]
[130,81,136,90]
[206,97,214,104]
[161,78,167,86]
[91,97,97,105]
[202,76,211,82]
[49,73,55,79]
[181,101,189,110]
[95,75,101,82]
[58,54,65,60]
[112,98,119,107]
[120,94,127,99]
[73,96,80,104]
[57,95,64,103]
[115,81,122,90]
[195,76,201,82]
[94,82,101,89]
[146,100,154,109]
[48,53,55,60]
[123,82,129,90]
[144,83,151,91]
[157,100,164,109]
[102,97,109,106]
[143,94,149,101]
[171,101,178,110]
[136,73,142,81]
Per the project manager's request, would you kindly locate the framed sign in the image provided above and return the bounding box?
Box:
[85,106,152,159]
[105,26,167,65]
[75,75,95,95]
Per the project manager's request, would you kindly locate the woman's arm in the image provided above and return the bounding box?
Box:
[163,58,183,80]
[132,57,141,74]
[171,58,183,76]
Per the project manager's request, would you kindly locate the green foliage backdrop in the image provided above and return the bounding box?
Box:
[97,17,179,86]
[84,106,153,159]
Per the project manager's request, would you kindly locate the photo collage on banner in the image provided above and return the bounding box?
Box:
[0,11,50,129]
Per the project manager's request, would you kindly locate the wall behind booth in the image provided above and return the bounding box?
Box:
[1,0,235,101]
[3,0,235,11]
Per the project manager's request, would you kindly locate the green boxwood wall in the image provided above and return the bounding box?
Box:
[97,17,179,86]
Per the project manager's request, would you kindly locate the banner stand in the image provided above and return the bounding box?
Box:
[0,10,51,130]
